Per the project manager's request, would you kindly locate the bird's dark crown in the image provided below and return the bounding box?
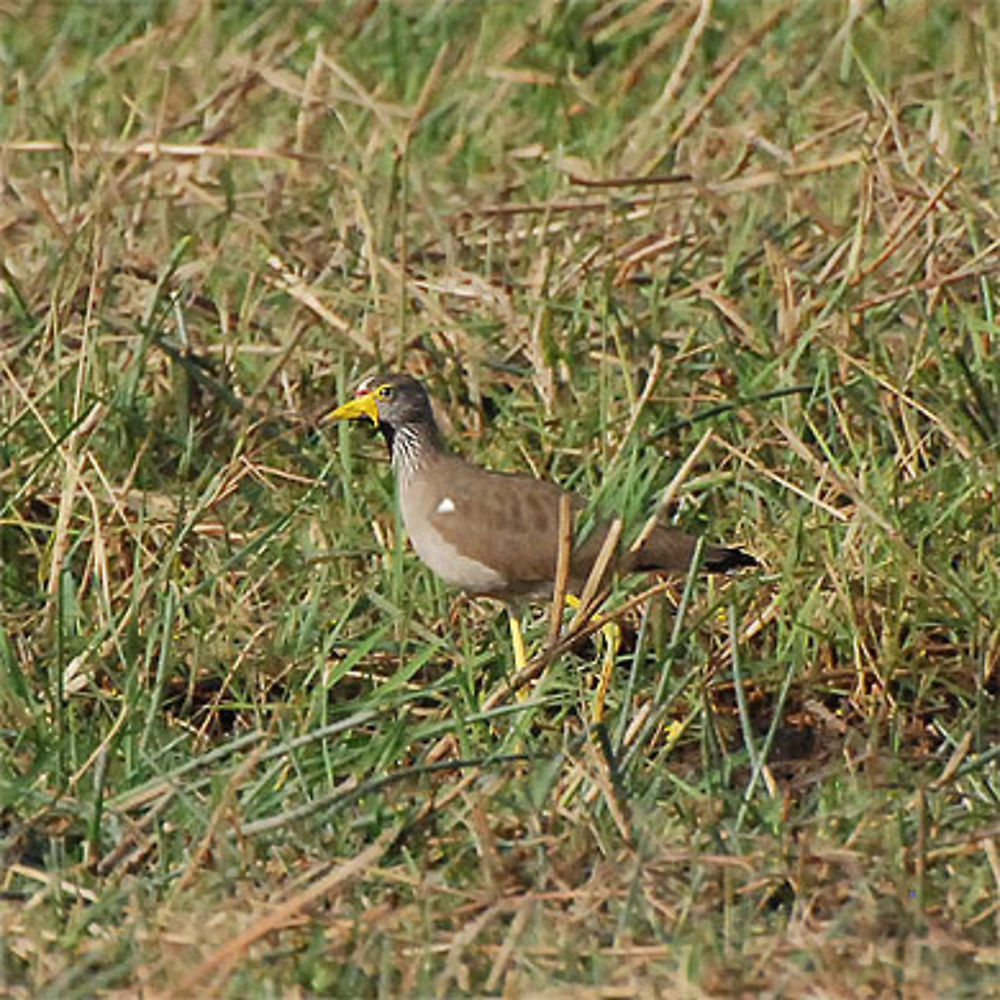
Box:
[355,372,435,430]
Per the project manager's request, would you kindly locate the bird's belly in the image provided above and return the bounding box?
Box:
[404,514,507,594]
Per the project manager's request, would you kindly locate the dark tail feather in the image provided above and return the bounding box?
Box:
[625,526,758,575]
[703,544,758,573]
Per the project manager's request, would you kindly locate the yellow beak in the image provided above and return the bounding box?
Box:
[325,391,380,427]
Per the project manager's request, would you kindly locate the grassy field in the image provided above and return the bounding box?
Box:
[2,1,999,996]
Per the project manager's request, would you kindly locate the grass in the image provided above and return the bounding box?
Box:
[1,0,998,996]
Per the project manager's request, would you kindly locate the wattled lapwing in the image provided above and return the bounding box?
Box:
[328,373,756,668]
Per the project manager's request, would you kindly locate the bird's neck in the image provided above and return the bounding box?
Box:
[383,421,443,485]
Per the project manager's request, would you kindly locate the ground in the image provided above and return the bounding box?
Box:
[1,2,998,997]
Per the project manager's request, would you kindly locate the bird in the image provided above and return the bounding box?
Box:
[329,369,754,581]
[327,372,756,675]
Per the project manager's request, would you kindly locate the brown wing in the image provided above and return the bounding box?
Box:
[427,463,582,594]
[425,455,755,593]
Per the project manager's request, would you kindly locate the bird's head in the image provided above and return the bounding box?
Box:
[326,373,435,430]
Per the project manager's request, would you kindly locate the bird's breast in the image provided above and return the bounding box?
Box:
[398,478,507,594]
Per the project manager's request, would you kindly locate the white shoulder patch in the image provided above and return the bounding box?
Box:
[436,497,456,514]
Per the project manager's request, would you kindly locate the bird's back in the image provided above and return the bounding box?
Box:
[401,451,754,598]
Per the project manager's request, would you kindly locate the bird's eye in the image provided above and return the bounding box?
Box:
[375,384,393,400]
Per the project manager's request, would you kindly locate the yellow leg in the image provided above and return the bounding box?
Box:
[592,619,622,724]
[508,598,620,719]
[508,610,528,672]
[563,596,621,724]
